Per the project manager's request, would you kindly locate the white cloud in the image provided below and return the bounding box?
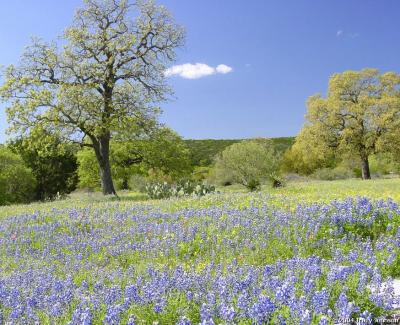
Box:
[216,64,233,74]
[165,63,233,79]
[336,30,343,37]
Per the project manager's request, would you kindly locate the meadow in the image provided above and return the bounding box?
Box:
[0,179,399,324]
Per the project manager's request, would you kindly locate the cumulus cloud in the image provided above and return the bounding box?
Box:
[216,64,233,74]
[165,63,233,79]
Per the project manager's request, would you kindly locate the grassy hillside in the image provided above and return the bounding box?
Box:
[185,137,294,166]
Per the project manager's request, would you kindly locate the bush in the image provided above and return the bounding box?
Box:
[213,139,281,191]
[311,167,354,181]
[0,146,36,205]
[246,179,261,192]
[192,166,211,182]
[270,173,285,188]
[145,180,215,199]
[10,129,78,201]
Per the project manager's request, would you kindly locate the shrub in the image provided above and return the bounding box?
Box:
[9,128,78,201]
[0,146,36,205]
[270,172,285,188]
[145,180,215,199]
[192,166,211,182]
[246,179,261,192]
[213,139,281,191]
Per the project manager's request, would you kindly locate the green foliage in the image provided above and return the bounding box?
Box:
[192,166,211,182]
[145,180,215,199]
[133,128,193,180]
[77,128,192,190]
[292,69,400,179]
[270,172,285,188]
[0,0,185,195]
[282,127,337,175]
[246,179,261,192]
[185,137,294,167]
[76,149,101,190]
[213,139,281,191]
[369,153,400,176]
[0,145,36,205]
[128,175,148,193]
[185,139,241,166]
[9,128,78,200]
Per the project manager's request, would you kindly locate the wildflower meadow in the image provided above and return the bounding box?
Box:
[0,181,399,324]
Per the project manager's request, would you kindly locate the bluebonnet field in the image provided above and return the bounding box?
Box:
[0,191,399,324]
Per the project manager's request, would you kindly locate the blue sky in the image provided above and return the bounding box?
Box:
[1,0,399,141]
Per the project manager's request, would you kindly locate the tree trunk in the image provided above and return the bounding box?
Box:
[361,156,371,180]
[93,135,117,195]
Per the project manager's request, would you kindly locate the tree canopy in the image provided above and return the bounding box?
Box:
[291,69,400,179]
[0,146,36,205]
[77,127,192,190]
[9,126,78,200]
[0,0,185,195]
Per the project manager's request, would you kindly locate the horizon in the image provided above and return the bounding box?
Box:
[1,0,400,142]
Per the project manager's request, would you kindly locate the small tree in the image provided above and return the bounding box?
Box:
[0,0,184,195]
[0,146,36,205]
[213,139,280,191]
[10,127,78,200]
[296,69,400,180]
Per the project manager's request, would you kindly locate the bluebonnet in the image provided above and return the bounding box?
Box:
[219,302,235,322]
[176,316,191,325]
[0,196,398,323]
[200,303,213,322]
[311,288,329,314]
[251,295,276,324]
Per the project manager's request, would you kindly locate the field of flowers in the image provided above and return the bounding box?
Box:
[0,179,400,324]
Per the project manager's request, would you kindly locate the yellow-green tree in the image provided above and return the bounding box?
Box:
[0,146,36,205]
[213,139,280,191]
[0,0,184,195]
[295,69,400,179]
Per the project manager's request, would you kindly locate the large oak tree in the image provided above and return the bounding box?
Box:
[0,0,184,194]
[295,69,400,179]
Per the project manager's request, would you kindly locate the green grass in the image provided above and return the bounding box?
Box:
[221,177,400,201]
[0,190,148,219]
[2,178,400,219]
[185,137,294,167]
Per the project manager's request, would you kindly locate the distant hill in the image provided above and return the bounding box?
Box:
[185,137,295,167]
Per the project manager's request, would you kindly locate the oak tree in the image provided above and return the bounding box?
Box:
[0,0,184,194]
[296,69,400,179]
